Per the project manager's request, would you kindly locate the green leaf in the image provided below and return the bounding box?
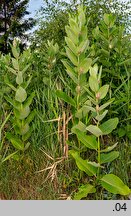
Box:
[101,174,130,195]
[16,72,23,85]
[65,37,77,55]
[81,26,87,41]
[6,133,24,150]
[98,85,109,99]
[104,14,110,25]
[25,110,35,124]
[93,26,99,39]
[70,150,97,176]
[89,64,98,78]
[22,128,32,142]
[87,161,102,168]
[62,60,78,84]
[12,46,19,59]
[74,129,98,150]
[24,142,30,151]
[65,47,78,66]
[4,75,17,91]
[78,58,92,74]
[89,76,99,92]
[78,5,86,27]
[100,118,119,135]
[6,66,17,75]
[23,92,35,108]
[11,153,20,161]
[99,98,114,111]
[95,110,108,122]
[101,143,118,152]
[73,184,96,200]
[78,39,89,54]
[2,150,19,163]
[75,105,93,119]
[15,87,27,103]
[69,18,79,35]
[12,58,19,70]
[24,76,32,89]
[65,26,79,45]
[20,106,30,119]
[14,106,30,120]
[5,96,18,108]
[117,128,126,137]
[72,121,86,133]
[86,125,103,137]
[101,49,110,57]
[21,64,31,74]
[20,123,29,135]
[56,90,76,107]
[100,151,119,164]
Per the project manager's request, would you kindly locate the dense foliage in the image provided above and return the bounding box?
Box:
[0,1,131,200]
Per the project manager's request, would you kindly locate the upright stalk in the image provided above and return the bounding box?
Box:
[97,136,101,179]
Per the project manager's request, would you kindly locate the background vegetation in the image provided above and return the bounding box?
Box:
[0,0,131,200]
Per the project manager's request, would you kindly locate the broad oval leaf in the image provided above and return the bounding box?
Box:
[98,85,109,99]
[65,37,77,55]
[65,26,79,45]
[72,121,86,133]
[10,137,24,150]
[100,151,119,164]
[14,106,30,120]
[86,125,103,137]
[78,5,86,27]
[20,106,30,119]
[89,76,99,93]
[70,150,97,176]
[78,58,92,74]
[56,90,76,107]
[22,128,32,142]
[75,105,91,119]
[89,64,98,78]
[12,46,19,59]
[65,47,78,66]
[62,60,78,84]
[78,39,89,54]
[95,110,108,122]
[20,123,29,135]
[15,87,27,103]
[16,72,23,85]
[23,92,35,108]
[69,18,79,35]
[12,58,19,70]
[101,174,130,195]
[73,184,96,200]
[104,14,110,25]
[25,110,35,124]
[73,129,98,150]
[6,133,24,150]
[100,118,119,135]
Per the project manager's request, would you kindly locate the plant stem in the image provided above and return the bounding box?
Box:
[97,136,101,179]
